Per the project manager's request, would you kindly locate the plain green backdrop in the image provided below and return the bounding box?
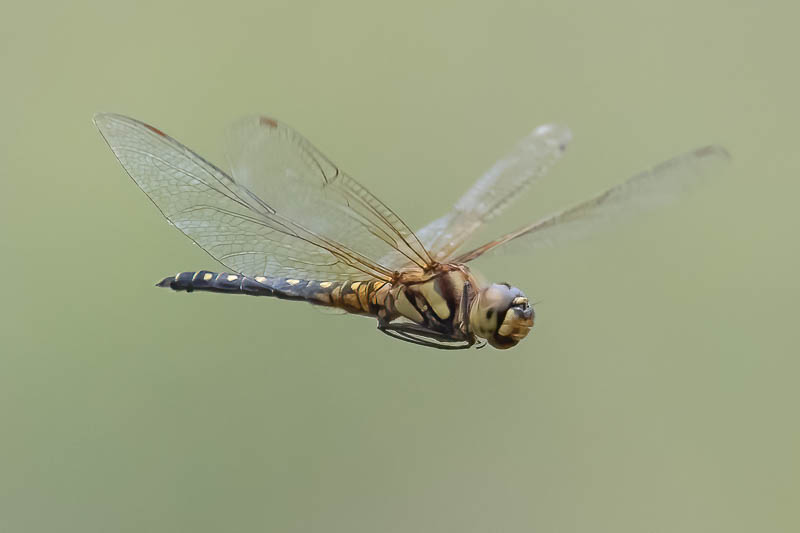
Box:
[1,1,797,532]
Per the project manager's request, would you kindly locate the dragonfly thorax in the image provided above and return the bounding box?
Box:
[469,283,534,349]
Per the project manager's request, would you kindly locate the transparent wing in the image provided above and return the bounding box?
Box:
[416,124,573,262]
[225,115,432,272]
[94,113,399,282]
[453,145,731,263]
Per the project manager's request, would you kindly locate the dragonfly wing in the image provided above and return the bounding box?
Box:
[416,124,573,261]
[95,113,393,281]
[454,145,731,263]
[225,115,433,272]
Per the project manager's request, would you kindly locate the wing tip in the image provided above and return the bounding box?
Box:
[92,113,171,140]
[92,112,110,130]
[532,123,573,151]
[92,111,123,123]
[92,112,129,135]
[694,144,732,163]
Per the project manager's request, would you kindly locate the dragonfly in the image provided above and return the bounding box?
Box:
[94,113,729,349]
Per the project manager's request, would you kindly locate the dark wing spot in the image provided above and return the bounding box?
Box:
[144,124,167,137]
[259,117,279,129]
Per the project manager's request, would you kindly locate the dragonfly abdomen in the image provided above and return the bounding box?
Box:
[156,271,391,315]
[157,271,285,297]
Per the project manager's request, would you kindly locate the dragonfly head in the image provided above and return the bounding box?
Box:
[470,283,534,349]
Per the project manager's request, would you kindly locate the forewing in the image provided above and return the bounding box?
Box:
[94,113,392,281]
[225,116,432,271]
[454,145,731,263]
[416,124,573,261]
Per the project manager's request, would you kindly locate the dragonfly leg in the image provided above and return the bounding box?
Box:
[377,321,474,350]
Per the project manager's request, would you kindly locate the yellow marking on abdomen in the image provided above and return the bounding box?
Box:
[227,274,238,282]
[203,273,213,281]
[370,282,390,309]
[255,276,267,283]
[319,281,333,288]
[286,279,300,286]
[357,283,369,311]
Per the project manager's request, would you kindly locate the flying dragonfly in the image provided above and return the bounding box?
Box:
[94,114,728,349]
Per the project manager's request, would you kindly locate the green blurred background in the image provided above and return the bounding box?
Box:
[1,1,797,531]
